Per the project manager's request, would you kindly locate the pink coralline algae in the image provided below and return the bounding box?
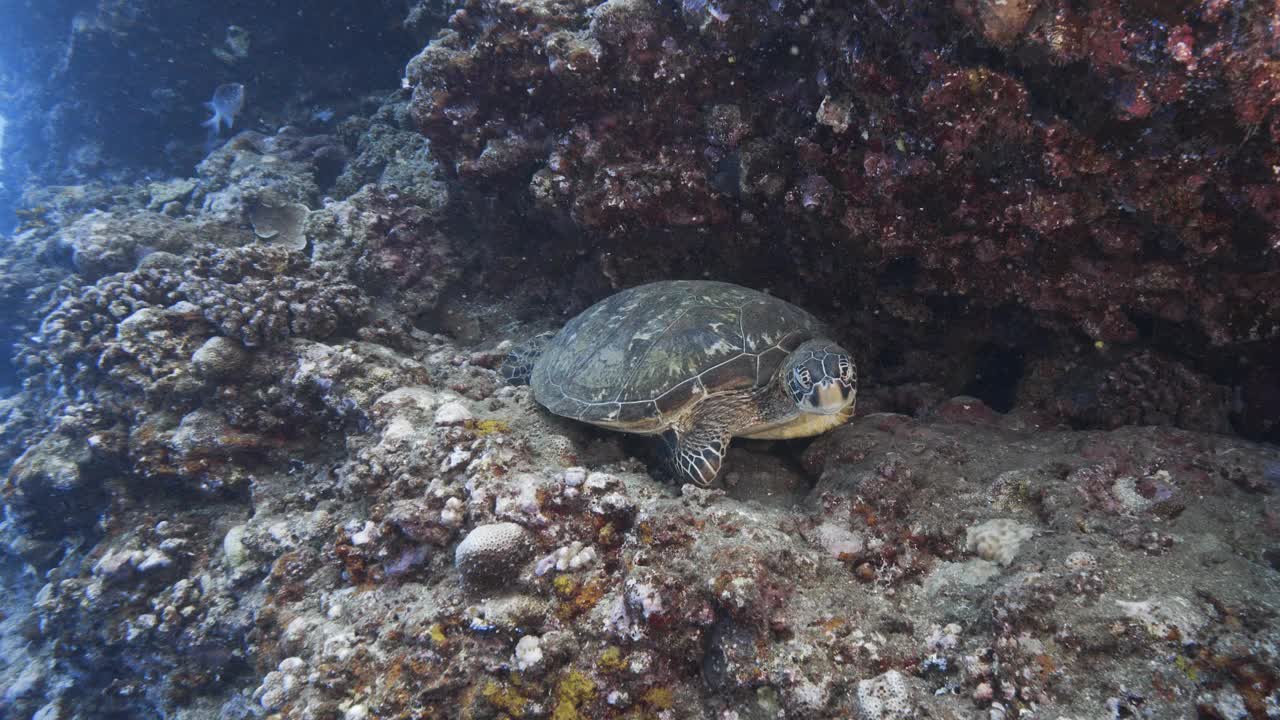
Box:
[405,0,1280,441]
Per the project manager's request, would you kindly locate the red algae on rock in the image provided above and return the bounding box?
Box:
[402,0,1280,442]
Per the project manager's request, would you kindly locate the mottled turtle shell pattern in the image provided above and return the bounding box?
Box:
[531,280,829,432]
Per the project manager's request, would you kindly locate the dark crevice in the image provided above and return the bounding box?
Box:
[962,343,1026,413]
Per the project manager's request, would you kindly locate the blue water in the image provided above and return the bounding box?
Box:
[0,0,418,233]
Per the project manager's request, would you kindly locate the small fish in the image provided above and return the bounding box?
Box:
[201,83,245,135]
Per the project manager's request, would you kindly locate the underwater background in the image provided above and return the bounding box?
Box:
[0,0,1278,717]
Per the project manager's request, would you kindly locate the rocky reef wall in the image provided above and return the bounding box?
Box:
[404,0,1280,442]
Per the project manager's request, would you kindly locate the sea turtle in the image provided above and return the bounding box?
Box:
[502,280,857,486]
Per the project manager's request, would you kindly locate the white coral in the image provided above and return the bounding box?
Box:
[253,657,307,711]
[534,541,598,576]
[856,670,913,720]
[965,519,1036,566]
[440,497,465,527]
[513,635,543,671]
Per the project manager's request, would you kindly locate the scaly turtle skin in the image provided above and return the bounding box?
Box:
[504,280,857,486]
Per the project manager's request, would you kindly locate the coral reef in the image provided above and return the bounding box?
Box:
[0,1,1278,719]
[4,276,1279,718]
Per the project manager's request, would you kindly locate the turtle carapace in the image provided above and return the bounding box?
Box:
[502,281,857,487]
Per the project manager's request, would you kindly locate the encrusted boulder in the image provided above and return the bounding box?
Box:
[454,522,534,584]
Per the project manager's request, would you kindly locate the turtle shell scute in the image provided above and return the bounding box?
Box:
[531,280,829,428]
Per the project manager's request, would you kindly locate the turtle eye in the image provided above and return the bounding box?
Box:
[838,357,852,382]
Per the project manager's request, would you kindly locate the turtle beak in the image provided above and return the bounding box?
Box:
[806,379,852,415]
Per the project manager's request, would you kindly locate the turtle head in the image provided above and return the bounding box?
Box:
[782,339,857,415]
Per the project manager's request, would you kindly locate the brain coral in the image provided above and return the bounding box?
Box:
[454,522,534,584]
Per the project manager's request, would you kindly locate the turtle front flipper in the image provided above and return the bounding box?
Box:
[664,420,734,487]
[499,331,556,385]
